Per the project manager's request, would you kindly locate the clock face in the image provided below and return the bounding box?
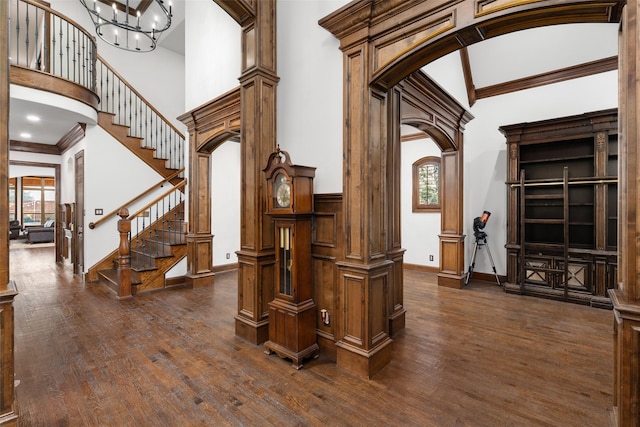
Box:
[274,174,291,208]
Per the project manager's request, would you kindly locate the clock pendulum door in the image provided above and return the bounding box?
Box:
[263,219,319,369]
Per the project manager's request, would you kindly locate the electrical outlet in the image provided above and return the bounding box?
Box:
[226,253,230,259]
[429,255,434,261]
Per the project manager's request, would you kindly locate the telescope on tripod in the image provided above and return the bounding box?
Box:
[465,210,501,287]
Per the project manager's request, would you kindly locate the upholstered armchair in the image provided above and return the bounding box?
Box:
[9,221,21,240]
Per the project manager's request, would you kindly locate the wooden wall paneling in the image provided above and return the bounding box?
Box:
[313,194,344,361]
[0,1,18,424]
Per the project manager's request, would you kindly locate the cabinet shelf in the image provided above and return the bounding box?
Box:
[519,154,594,164]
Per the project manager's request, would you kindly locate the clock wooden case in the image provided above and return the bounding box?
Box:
[263,147,318,369]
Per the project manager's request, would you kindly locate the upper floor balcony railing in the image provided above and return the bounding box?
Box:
[8,0,97,94]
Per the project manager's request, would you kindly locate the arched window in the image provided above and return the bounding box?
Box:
[412,156,440,212]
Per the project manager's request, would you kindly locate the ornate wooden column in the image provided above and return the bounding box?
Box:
[180,113,215,289]
[610,2,640,425]
[321,5,393,378]
[386,86,406,337]
[0,1,18,424]
[438,147,465,288]
[232,0,279,345]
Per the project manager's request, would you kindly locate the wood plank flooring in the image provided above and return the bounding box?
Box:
[10,246,613,426]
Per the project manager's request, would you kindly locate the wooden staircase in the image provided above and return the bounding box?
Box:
[90,57,188,297]
[98,112,183,185]
[97,201,187,296]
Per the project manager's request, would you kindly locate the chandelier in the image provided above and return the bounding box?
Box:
[79,0,172,52]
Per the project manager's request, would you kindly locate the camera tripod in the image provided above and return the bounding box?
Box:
[465,230,501,287]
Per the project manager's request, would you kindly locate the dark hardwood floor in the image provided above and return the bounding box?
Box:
[10,246,613,426]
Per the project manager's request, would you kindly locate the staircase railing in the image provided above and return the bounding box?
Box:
[127,180,187,271]
[89,167,185,230]
[96,55,185,173]
[8,0,97,92]
[113,180,186,297]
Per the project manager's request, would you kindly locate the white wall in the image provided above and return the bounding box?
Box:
[401,136,441,267]
[422,24,619,277]
[277,0,347,194]
[211,140,241,266]
[59,125,166,272]
[460,72,617,276]
[184,0,241,110]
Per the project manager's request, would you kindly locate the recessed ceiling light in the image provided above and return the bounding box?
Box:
[26,115,40,122]
[20,132,32,139]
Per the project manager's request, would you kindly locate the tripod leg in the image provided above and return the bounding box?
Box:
[465,241,479,286]
[484,241,502,286]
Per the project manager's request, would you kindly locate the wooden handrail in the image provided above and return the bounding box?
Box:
[88,168,185,229]
[96,54,185,140]
[128,180,187,220]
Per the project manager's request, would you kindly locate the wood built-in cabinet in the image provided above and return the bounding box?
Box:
[501,109,617,308]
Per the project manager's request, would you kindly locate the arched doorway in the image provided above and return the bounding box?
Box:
[319,1,632,396]
[178,87,241,289]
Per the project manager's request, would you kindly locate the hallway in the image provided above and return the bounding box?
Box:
[10,246,612,426]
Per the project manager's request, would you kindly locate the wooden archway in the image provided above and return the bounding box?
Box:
[178,87,240,289]
[319,0,630,385]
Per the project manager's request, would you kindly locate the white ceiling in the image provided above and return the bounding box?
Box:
[9,14,618,148]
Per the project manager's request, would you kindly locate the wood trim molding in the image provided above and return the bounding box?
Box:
[321,0,624,90]
[475,55,618,100]
[10,140,60,155]
[400,132,428,142]
[10,66,99,112]
[404,263,438,273]
[401,71,474,152]
[177,86,240,154]
[57,123,86,154]
[459,47,476,106]
[212,263,239,273]
[214,0,255,25]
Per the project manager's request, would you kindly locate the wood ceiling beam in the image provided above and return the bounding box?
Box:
[475,55,617,100]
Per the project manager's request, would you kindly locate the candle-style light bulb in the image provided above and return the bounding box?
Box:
[112,3,117,21]
[114,29,119,46]
[135,34,140,51]
[169,1,172,16]
[136,11,140,28]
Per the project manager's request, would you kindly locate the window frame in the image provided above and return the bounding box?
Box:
[412,156,441,212]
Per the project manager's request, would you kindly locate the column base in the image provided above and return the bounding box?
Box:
[608,288,640,427]
[185,271,215,289]
[437,272,465,289]
[235,315,269,345]
[336,337,392,379]
[389,308,406,336]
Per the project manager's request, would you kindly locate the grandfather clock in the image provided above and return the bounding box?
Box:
[263,147,318,369]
